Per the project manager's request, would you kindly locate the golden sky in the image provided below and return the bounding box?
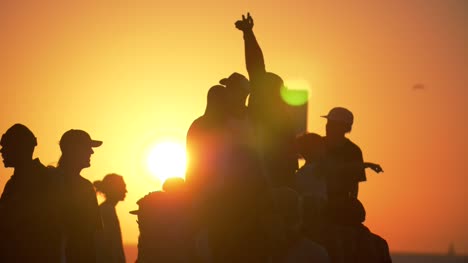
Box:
[1,0,467,254]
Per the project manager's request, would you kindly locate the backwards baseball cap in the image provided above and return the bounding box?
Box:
[0,124,37,148]
[219,72,249,94]
[59,129,102,150]
[321,107,354,125]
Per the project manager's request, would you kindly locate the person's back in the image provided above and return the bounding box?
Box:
[324,137,366,200]
[61,172,102,262]
[186,115,229,192]
[353,225,392,263]
[0,124,62,262]
[186,85,231,196]
[0,160,62,262]
[97,202,126,263]
[133,180,194,262]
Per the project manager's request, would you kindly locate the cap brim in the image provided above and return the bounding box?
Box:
[129,210,139,215]
[320,115,328,119]
[91,140,103,147]
[219,78,229,85]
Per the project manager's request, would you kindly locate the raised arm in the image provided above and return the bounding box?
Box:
[235,13,266,82]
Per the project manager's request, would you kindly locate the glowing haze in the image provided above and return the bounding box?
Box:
[1,0,467,255]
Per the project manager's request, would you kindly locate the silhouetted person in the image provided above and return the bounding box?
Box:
[186,85,230,196]
[235,13,298,187]
[94,173,127,263]
[322,198,391,263]
[132,177,194,263]
[0,124,61,262]
[56,129,102,263]
[321,107,382,200]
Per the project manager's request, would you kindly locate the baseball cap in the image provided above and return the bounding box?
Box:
[321,107,354,125]
[0,124,37,148]
[59,129,102,150]
[219,72,249,94]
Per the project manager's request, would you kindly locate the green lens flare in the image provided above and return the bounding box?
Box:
[280,86,309,106]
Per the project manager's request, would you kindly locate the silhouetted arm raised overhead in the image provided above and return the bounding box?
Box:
[235,13,266,82]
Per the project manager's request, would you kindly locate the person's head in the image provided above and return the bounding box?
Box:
[94,173,127,202]
[0,124,37,168]
[260,72,284,104]
[58,129,102,170]
[296,133,325,163]
[322,107,354,138]
[205,85,228,118]
[220,72,250,109]
[162,177,186,193]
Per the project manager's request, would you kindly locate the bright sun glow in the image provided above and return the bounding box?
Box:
[147,141,187,183]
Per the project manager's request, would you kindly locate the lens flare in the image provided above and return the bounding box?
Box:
[281,79,310,106]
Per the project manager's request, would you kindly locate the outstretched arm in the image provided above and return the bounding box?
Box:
[235,13,266,82]
[326,161,384,174]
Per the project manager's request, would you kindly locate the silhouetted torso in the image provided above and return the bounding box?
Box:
[135,190,194,263]
[58,169,101,263]
[0,159,62,262]
[96,201,125,263]
[353,225,392,263]
[324,138,366,200]
[186,85,231,197]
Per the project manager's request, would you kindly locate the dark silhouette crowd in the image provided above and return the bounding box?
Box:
[0,13,390,263]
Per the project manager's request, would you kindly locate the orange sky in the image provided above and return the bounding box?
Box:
[1,0,467,255]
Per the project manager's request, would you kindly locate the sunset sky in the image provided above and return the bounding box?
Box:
[1,0,467,255]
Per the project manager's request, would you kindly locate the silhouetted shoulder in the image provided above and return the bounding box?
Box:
[370,232,392,263]
[80,176,95,188]
[343,138,363,155]
[188,115,222,135]
[187,116,205,137]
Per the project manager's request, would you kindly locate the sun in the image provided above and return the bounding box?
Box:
[147,140,187,183]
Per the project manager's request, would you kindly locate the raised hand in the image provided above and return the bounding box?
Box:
[235,12,254,31]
